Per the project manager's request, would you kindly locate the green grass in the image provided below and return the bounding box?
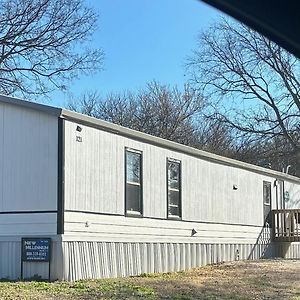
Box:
[0,279,157,300]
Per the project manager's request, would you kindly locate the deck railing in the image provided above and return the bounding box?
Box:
[272,209,300,242]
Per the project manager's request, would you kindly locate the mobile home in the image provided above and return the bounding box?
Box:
[0,95,299,281]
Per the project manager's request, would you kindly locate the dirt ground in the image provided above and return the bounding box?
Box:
[0,259,299,299]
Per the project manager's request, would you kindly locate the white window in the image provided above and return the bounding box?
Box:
[167,159,181,219]
[125,149,142,216]
[263,181,271,226]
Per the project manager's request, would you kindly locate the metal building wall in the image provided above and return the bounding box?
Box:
[61,120,300,281]
[0,101,58,235]
[0,101,60,280]
[61,119,291,281]
[64,120,285,227]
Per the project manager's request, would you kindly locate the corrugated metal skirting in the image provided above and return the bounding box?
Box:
[0,241,20,280]
[61,241,273,281]
[275,242,300,259]
[2,240,299,281]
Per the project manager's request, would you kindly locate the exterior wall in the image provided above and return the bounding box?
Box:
[0,214,57,236]
[284,181,300,209]
[64,212,270,244]
[64,120,282,228]
[61,119,300,281]
[0,102,58,235]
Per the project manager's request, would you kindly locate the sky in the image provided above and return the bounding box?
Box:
[51,0,222,107]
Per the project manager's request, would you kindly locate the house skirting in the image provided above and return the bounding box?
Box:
[1,239,299,281]
[60,241,273,281]
[274,242,300,259]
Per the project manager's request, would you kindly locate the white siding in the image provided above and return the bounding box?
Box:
[62,119,300,282]
[0,102,58,212]
[0,213,57,235]
[64,212,271,245]
[64,121,123,214]
[284,181,300,209]
[0,102,58,237]
[64,120,282,227]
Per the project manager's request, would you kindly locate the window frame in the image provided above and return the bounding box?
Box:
[166,158,182,220]
[125,148,143,217]
[263,181,272,226]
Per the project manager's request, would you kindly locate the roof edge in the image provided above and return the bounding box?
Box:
[0,95,298,184]
[60,109,300,184]
[0,94,62,117]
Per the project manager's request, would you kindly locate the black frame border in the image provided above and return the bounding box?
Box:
[57,118,65,234]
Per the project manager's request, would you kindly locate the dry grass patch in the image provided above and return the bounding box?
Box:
[0,259,299,299]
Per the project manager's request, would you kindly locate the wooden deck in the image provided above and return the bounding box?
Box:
[272,209,300,242]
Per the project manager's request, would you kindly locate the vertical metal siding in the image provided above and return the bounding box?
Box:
[0,102,58,213]
[63,120,291,227]
[0,241,20,279]
[276,242,300,258]
[59,241,286,281]
[3,240,299,281]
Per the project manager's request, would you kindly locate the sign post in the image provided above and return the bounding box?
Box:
[21,238,51,281]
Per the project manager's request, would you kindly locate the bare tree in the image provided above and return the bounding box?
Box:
[70,82,257,166]
[187,18,300,175]
[196,117,234,155]
[68,90,100,117]
[0,0,104,97]
[69,81,206,146]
